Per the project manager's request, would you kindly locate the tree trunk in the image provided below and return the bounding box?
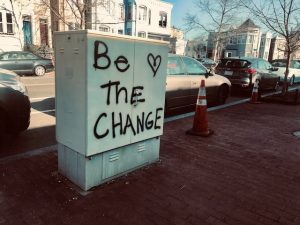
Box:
[282,51,291,95]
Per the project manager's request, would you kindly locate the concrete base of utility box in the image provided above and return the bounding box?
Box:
[58,137,160,191]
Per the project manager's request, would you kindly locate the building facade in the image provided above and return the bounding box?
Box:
[207,19,271,60]
[0,0,52,52]
[1,0,174,52]
[185,37,207,59]
[170,26,186,55]
[268,36,286,60]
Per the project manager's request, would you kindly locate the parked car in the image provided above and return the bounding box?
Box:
[270,59,300,86]
[0,68,30,142]
[165,54,231,112]
[0,51,54,76]
[197,58,217,69]
[215,57,280,91]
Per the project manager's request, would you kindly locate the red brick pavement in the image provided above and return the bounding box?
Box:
[0,103,300,225]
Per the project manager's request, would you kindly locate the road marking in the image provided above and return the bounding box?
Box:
[26,83,55,86]
[0,145,57,164]
[31,109,55,115]
[30,96,55,102]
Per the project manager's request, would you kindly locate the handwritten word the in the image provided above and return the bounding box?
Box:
[100,80,145,105]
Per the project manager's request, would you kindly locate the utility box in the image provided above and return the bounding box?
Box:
[54,30,168,191]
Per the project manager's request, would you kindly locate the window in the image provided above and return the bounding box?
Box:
[21,52,39,59]
[148,10,151,25]
[159,12,167,28]
[119,4,124,20]
[248,35,254,43]
[182,57,207,75]
[118,29,123,34]
[127,4,133,20]
[167,56,185,75]
[6,13,13,33]
[138,31,146,38]
[138,6,147,21]
[229,37,236,44]
[68,22,80,30]
[99,26,110,32]
[0,12,3,33]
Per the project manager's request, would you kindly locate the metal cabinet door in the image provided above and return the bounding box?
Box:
[86,35,135,155]
[131,40,168,143]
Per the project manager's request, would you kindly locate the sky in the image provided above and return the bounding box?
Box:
[163,0,193,28]
[163,0,212,40]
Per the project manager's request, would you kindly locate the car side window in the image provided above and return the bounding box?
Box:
[291,60,300,69]
[0,53,10,60]
[167,56,185,75]
[182,57,207,75]
[8,53,20,60]
[25,53,39,59]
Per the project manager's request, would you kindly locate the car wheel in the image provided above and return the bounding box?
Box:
[34,65,46,76]
[289,75,295,86]
[216,84,229,105]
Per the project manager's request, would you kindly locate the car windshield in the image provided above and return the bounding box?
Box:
[219,59,250,68]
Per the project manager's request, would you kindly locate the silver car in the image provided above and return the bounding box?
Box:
[165,54,231,113]
[271,59,300,86]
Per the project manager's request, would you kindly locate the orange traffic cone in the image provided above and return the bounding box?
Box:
[250,79,261,104]
[186,80,214,137]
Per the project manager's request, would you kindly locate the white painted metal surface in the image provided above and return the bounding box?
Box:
[55,30,168,156]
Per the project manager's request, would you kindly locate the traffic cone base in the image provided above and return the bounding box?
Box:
[186,128,214,137]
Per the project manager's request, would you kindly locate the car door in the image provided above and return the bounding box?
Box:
[166,55,191,110]
[20,52,39,73]
[181,56,216,105]
[256,59,275,90]
[264,60,279,89]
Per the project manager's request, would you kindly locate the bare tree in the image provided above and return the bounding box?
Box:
[39,0,112,30]
[184,0,242,61]
[242,0,300,94]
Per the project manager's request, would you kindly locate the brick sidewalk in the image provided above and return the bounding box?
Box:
[0,103,300,225]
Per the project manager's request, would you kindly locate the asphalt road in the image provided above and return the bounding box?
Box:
[0,72,277,157]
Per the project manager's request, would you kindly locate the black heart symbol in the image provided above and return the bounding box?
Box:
[147,53,161,77]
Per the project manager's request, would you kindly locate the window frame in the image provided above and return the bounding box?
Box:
[159,12,167,28]
[6,13,13,34]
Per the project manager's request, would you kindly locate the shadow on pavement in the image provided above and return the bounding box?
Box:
[0,125,56,158]
[30,97,56,117]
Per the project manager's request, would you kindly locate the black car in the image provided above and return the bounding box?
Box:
[215,57,280,91]
[0,51,54,76]
[0,68,30,144]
